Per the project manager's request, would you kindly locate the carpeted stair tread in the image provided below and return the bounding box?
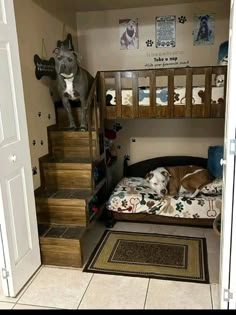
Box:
[38,224,86,240]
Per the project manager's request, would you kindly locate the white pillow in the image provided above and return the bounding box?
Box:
[200,178,222,195]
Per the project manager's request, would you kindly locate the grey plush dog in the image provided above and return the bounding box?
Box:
[53,47,94,130]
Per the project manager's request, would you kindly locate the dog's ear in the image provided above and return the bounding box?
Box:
[53,47,61,56]
[161,170,171,178]
[72,51,82,64]
[145,172,153,180]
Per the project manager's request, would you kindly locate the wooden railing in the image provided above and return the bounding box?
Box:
[86,72,103,190]
[99,66,227,119]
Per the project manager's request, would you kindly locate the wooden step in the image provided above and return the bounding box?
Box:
[38,224,86,268]
[56,107,95,130]
[48,126,97,159]
[40,156,93,190]
[35,189,93,226]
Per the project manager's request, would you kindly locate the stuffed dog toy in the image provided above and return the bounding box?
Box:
[120,19,138,49]
[146,165,214,198]
[53,47,94,130]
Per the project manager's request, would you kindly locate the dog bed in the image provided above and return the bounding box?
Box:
[106,176,221,219]
[106,156,222,227]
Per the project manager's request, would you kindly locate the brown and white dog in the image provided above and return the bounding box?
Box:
[145,165,214,198]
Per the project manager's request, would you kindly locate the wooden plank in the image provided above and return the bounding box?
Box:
[205,67,212,117]
[155,69,169,76]
[150,70,156,118]
[36,198,87,207]
[37,205,87,226]
[132,72,139,118]
[51,147,96,159]
[42,162,92,170]
[168,69,175,117]
[115,72,122,118]
[40,238,83,268]
[185,68,193,117]
[43,170,92,190]
[100,71,110,119]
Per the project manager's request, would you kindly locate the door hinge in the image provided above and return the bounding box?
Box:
[230,139,236,155]
[224,288,234,302]
[1,268,9,280]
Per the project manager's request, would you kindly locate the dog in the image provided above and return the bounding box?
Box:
[53,47,94,130]
[120,19,138,49]
[146,165,214,198]
[197,15,211,42]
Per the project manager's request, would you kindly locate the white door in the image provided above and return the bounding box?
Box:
[0,0,41,297]
[219,0,236,309]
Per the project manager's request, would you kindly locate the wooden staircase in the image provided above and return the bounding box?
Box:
[35,76,106,268]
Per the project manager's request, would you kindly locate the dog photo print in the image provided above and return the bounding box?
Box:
[119,19,139,50]
[193,14,215,45]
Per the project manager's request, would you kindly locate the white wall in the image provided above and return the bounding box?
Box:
[76,1,228,184]
[77,0,230,75]
[14,0,78,189]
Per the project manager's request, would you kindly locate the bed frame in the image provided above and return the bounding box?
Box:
[99,66,227,120]
[106,155,215,228]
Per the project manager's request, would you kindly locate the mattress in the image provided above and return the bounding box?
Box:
[106,177,221,219]
[106,86,224,106]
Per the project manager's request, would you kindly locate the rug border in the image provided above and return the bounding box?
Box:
[83,230,209,284]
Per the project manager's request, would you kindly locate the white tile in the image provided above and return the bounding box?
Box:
[79,273,148,309]
[82,221,107,265]
[18,267,93,309]
[0,266,43,303]
[150,224,180,235]
[111,221,153,233]
[0,301,14,309]
[13,304,55,310]
[165,226,205,237]
[207,251,220,284]
[204,229,221,254]
[145,279,212,309]
[211,284,220,309]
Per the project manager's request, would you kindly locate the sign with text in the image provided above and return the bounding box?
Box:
[156,16,176,48]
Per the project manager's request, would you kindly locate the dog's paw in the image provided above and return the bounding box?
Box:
[65,124,76,130]
[79,126,87,132]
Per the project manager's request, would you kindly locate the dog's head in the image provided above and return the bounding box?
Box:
[199,15,209,28]
[145,167,170,196]
[53,47,79,78]
[126,19,137,38]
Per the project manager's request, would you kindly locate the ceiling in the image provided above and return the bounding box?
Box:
[34,0,217,12]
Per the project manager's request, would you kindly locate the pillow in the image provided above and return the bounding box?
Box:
[207,146,223,178]
[200,177,223,195]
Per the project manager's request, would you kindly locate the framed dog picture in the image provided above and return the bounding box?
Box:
[193,14,215,45]
[156,16,176,48]
[119,19,139,50]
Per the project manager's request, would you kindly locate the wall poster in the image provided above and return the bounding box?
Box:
[156,16,176,48]
[119,19,139,50]
[193,14,215,45]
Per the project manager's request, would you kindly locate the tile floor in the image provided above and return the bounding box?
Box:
[0,221,221,309]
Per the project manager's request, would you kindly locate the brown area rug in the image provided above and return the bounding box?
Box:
[83,230,209,283]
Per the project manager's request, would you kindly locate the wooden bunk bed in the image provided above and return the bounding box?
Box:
[99,65,227,120]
